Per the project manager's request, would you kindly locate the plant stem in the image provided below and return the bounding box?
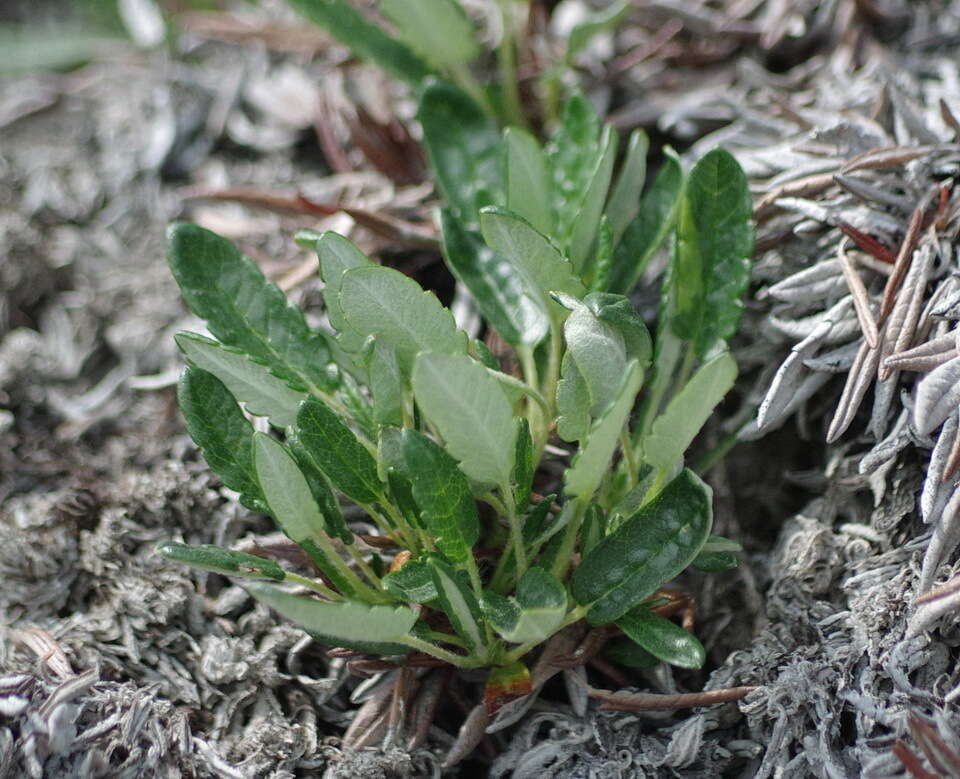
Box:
[346,543,383,590]
[550,498,589,581]
[501,483,527,578]
[399,636,484,668]
[284,572,342,600]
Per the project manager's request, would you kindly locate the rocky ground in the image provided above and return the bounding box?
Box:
[3,1,960,777]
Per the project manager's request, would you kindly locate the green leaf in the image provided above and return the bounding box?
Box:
[603,637,658,669]
[285,0,433,86]
[178,367,266,512]
[175,333,305,428]
[504,127,552,236]
[564,360,643,500]
[692,550,739,573]
[383,558,438,603]
[569,125,618,271]
[555,352,591,443]
[607,148,682,294]
[616,609,705,669]
[565,0,630,63]
[484,567,567,644]
[412,352,517,489]
[512,418,534,510]
[557,295,628,417]
[378,0,478,70]
[580,504,606,557]
[643,351,737,470]
[295,397,383,504]
[288,443,353,544]
[245,581,417,655]
[606,128,649,240]
[571,469,713,625]
[439,209,548,346]
[158,542,285,582]
[471,339,498,370]
[399,430,479,563]
[339,265,467,377]
[587,293,652,366]
[667,148,753,358]
[427,555,485,650]
[479,207,585,318]
[701,535,742,553]
[547,94,601,247]
[367,338,404,426]
[167,223,337,394]
[317,231,373,353]
[419,81,502,226]
[254,433,359,591]
[587,215,614,293]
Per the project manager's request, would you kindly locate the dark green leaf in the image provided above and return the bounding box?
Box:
[285,0,433,86]
[378,0,478,70]
[245,581,416,655]
[512,418,534,510]
[667,148,753,358]
[580,504,606,557]
[607,149,682,294]
[471,338,498,370]
[158,542,285,581]
[295,397,383,504]
[427,555,485,649]
[178,367,266,512]
[167,223,337,394]
[571,469,713,624]
[439,209,548,346]
[616,608,705,669]
[483,567,566,643]
[692,550,739,572]
[603,637,658,669]
[399,430,479,563]
[175,333,305,428]
[383,558,438,602]
[419,81,502,226]
[288,442,353,544]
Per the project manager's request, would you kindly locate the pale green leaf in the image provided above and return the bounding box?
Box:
[176,333,305,428]
[564,360,643,500]
[339,265,467,376]
[245,582,417,655]
[505,127,552,236]
[569,124,618,271]
[158,542,285,582]
[378,0,478,70]
[643,351,737,470]
[412,352,517,489]
[606,128,648,240]
[427,555,485,649]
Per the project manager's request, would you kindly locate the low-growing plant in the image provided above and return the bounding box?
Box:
[159,93,753,744]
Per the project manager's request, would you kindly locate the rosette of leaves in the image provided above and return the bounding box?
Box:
[159,95,752,755]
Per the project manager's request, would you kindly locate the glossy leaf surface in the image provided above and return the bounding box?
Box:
[616,608,706,669]
[158,542,284,582]
[572,469,712,624]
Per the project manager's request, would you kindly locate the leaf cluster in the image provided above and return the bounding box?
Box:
[161,93,752,692]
